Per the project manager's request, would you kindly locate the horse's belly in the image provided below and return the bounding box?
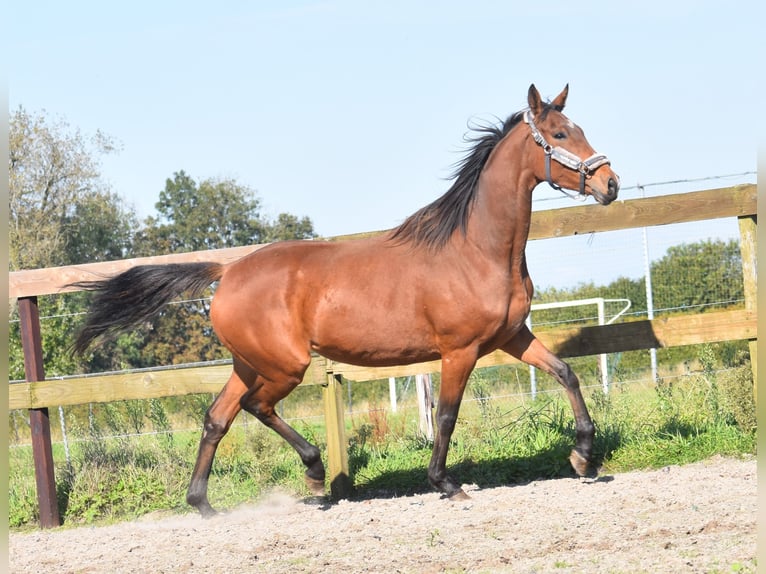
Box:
[309,312,440,367]
[313,341,441,368]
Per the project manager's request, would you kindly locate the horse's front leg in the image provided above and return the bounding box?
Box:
[503,326,596,477]
[427,349,478,500]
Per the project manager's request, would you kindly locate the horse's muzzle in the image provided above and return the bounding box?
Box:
[593,177,619,205]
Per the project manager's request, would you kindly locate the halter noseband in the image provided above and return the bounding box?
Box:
[523,109,610,201]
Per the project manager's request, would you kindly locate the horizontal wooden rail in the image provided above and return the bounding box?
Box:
[9,184,755,299]
[9,245,266,300]
[9,309,755,410]
[527,184,755,239]
[326,309,756,381]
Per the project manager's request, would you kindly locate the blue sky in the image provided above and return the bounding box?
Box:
[9,1,760,289]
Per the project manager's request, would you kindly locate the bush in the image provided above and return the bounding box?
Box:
[717,366,756,433]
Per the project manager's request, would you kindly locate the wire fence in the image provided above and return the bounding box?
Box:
[8,362,747,455]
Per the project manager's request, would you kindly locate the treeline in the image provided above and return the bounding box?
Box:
[529,239,747,381]
[533,238,744,325]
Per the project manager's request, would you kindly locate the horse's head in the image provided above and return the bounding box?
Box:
[525,84,619,205]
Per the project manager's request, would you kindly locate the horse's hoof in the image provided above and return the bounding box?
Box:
[448,489,471,501]
[198,506,218,519]
[569,449,596,478]
[305,475,326,496]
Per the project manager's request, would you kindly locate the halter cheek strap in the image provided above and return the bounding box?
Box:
[523,110,610,200]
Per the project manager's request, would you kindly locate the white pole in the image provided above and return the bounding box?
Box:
[526,315,537,400]
[58,405,71,469]
[528,298,630,396]
[415,374,434,441]
[388,377,397,413]
[640,184,658,383]
[597,298,609,394]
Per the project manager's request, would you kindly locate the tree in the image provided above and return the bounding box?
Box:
[9,108,138,379]
[9,107,136,270]
[533,240,742,320]
[263,212,316,243]
[132,171,315,256]
[61,190,137,265]
[651,239,743,313]
[136,171,264,255]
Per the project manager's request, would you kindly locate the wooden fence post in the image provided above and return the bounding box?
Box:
[18,296,61,528]
[322,372,352,499]
[738,215,757,403]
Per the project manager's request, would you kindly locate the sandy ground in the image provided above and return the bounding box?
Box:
[9,455,756,574]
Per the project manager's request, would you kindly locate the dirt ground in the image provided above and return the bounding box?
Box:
[9,455,756,574]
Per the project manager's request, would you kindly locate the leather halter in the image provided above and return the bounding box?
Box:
[523,109,610,200]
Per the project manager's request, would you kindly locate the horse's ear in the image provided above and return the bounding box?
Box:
[551,84,569,111]
[527,84,543,116]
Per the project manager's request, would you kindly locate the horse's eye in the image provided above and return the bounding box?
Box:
[553,132,567,140]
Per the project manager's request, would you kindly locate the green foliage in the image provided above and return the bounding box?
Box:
[9,293,91,380]
[9,107,134,270]
[148,399,174,451]
[263,212,316,243]
[533,238,743,325]
[129,300,229,367]
[713,365,757,433]
[595,355,756,472]
[9,108,142,379]
[9,157,318,373]
[60,190,137,265]
[651,239,743,312]
[132,170,317,256]
[133,171,267,255]
[9,449,38,528]
[470,370,501,421]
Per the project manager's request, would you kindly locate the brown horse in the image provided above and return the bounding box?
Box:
[72,84,619,517]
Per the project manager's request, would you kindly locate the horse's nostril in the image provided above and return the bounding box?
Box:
[608,178,619,197]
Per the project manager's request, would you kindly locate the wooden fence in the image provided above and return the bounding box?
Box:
[9,184,757,528]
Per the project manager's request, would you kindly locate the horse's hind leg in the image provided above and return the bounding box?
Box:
[240,375,326,496]
[186,364,249,517]
[503,326,596,477]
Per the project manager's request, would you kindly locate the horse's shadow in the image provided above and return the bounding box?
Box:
[307,438,618,509]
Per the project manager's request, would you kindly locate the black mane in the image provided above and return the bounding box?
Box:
[389,110,527,251]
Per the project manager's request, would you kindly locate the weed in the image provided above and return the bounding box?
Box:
[367,408,390,443]
[717,367,756,432]
[148,399,174,451]
[427,528,442,547]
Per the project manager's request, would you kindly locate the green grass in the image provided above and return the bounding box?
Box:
[8,364,756,530]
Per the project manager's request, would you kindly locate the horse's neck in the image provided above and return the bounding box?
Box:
[465,145,536,271]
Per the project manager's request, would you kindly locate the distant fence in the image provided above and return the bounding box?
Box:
[8,184,757,528]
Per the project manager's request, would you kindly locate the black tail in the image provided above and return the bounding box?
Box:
[70,262,224,355]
